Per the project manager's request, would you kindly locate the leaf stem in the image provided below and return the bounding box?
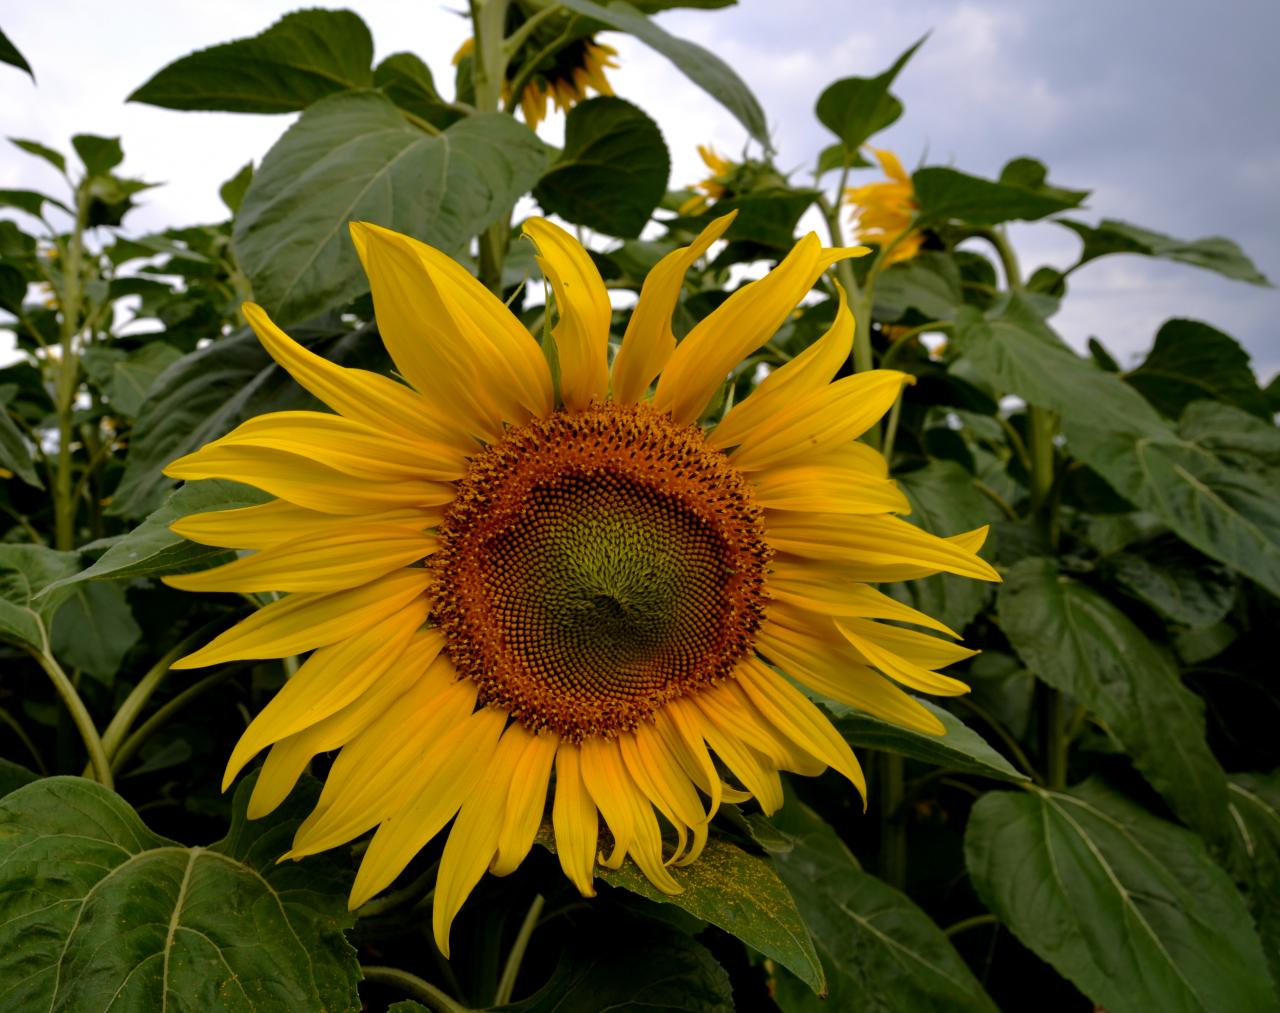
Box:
[494,893,544,1004]
[27,645,111,788]
[109,666,242,775]
[944,913,999,938]
[0,705,47,773]
[361,966,473,1013]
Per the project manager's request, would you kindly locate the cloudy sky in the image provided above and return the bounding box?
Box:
[3,0,1277,378]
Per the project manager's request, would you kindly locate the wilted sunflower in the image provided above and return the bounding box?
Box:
[454,34,618,129]
[845,146,923,266]
[163,212,998,956]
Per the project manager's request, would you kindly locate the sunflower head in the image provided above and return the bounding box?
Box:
[844,146,924,266]
[162,210,998,957]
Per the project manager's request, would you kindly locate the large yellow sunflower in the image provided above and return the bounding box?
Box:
[162,212,998,956]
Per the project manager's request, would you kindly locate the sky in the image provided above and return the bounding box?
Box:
[2,0,1277,379]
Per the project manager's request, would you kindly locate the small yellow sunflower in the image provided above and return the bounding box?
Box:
[678,145,737,216]
[163,212,998,956]
[845,147,924,266]
[454,34,618,130]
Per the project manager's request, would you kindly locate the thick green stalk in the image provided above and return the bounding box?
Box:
[471,0,514,295]
[29,645,111,788]
[878,752,907,889]
[53,188,90,551]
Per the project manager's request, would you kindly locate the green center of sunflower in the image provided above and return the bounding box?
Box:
[432,402,770,741]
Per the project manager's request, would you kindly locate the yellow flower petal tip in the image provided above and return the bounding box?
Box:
[165,219,995,949]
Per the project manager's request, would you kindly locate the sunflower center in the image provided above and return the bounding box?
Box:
[432,402,770,741]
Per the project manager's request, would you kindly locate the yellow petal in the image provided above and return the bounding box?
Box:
[433,723,530,957]
[693,680,824,778]
[207,410,467,481]
[767,565,959,638]
[653,236,866,425]
[837,619,975,696]
[164,444,455,515]
[173,569,430,670]
[729,371,909,471]
[163,526,436,593]
[523,218,610,410]
[751,460,910,515]
[738,657,866,800]
[552,743,599,897]
[618,730,687,864]
[870,146,910,183]
[611,213,737,404]
[173,500,440,552]
[491,729,559,876]
[223,599,427,788]
[674,697,784,814]
[348,707,505,910]
[628,723,708,866]
[246,630,445,818]
[242,303,460,447]
[709,281,853,450]
[579,736,636,869]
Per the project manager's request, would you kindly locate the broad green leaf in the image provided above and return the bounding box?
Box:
[815,142,871,175]
[219,161,254,215]
[966,781,1276,1013]
[872,251,964,322]
[1125,318,1271,419]
[536,826,824,994]
[497,919,733,1012]
[1226,772,1280,990]
[1177,399,1280,479]
[676,188,819,249]
[533,97,670,237]
[234,93,550,325]
[952,295,1280,596]
[0,26,33,79]
[49,581,141,684]
[815,36,924,153]
[887,460,999,633]
[0,404,43,488]
[0,775,361,1012]
[108,341,185,416]
[0,544,80,650]
[373,52,462,131]
[771,802,997,1013]
[128,9,374,113]
[553,0,769,147]
[822,695,1024,783]
[1060,217,1270,286]
[108,321,387,519]
[998,558,1227,843]
[1105,541,1236,627]
[43,480,267,594]
[71,134,123,175]
[0,187,69,217]
[913,166,1087,227]
[9,137,65,173]
[0,758,37,798]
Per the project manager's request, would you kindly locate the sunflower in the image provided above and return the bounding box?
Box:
[678,145,737,216]
[845,147,924,266]
[454,34,618,130]
[163,212,999,956]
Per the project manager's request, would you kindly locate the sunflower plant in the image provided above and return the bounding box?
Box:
[0,6,1277,1013]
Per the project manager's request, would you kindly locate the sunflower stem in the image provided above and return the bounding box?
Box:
[471,0,514,295]
[361,966,473,1013]
[877,752,907,889]
[494,893,544,1005]
[53,184,90,551]
[28,645,111,789]
[110,667,242,775]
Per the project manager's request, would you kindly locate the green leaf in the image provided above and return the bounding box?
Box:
[965,781,1277,1013]
[0,774,361,1012]
[8,137,65,174]
[1125,318,1271,419]
[1226,772,1280,991]
[234,93,550,325]
[771,802,997,1012]
[1060,217,1271,286]
[553,0,769,147]
[1105,541,1236,627]
[0,758,37,798]
[815,142,871,175]
[0,187,69,217]
[998,558,1228,843]
[913,166,1087,227]
[373,52,462,131]
[887,461,998,633]
[677,187,819,250]
[219,161,254,215]
[49,581,142,684]
[43,480,268,595]
[107,341,185,416]
[497,919,733,1012]
[71,134,123,175]
[815,36,924,152]
[0,544,80,650]
[0,405,43,488]
[535,826,825,994]
[533,97,670,238]
[872,251,964,322]
[128,8,374,113]
[822,694,1024,783]
[0,25,33,80]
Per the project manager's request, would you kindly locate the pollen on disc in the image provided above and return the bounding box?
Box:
[432,402,771,741]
